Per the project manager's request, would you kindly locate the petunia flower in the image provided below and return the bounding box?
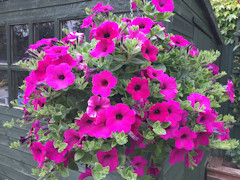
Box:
[185,149,203,168]
[29,38,58,51]
[206,63,219,75]
[179,110,189,126]
[162,100,183,126]
[92,71,117,97]
[131,1,138,10]
[96,4,114,12]
[45,140,67,164]
[81,15,94,29]
[87,96,111,118]
[45,54,77,68]
[96,148,119,172]
[127,77,150,101]
[95,21,119,41]
[174,127,197,150]
[187,93,211,110]
[149,102,169,122]
[63,129,82,150]
[132,98,149,121]
[194,132,211,148]
[75,113,96,136]
[33,60,50,81]
[29,120,41,140]
[132,156,148,176]
[29,142,45,168]
[160,122,179,140]
[226,79,235,103]
[106,103,135,133]
[152,0,174,13]
[158,74,178,100]
[170,35,189,47]
[147,165,160,176]
[45,45,69,61]
[213,122,230,141]
[141,40,159,62]
[92,2,103,11]
[45,63,75,91]
[141,66,164,80]
[23,72,37,104]
[127,29,147,44]
[61,31,84,45]
[130,17,155,34]
[189,46,199,57]
[33,97,47,111]
[169,148,188,165]
[90,39,115,59]
[79,169,92,180]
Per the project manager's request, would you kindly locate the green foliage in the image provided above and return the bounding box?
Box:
[92,162,110,180]
[211,0,240,44]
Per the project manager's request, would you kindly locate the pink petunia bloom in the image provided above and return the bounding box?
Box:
[194,132,212,148]
[95,21,119,41]
[147,164,160,176]
[127,29,147,44]
[79,169,92,180]
[226,79,235,103]
[196,108,218,133]
[62,31,84,45]
[121,18,132,24]
[152,0,174,13]
[130,17,155,34]
[92,71,117,97]
[63,129,82,150]
[206,63,219,75]
[213,122,230,141]
[23,72,37,104]
[90,109,112,139]
[141,40,159,62]
[96,4,114,12]
[33,60,50,81]
[185,149,203,168]
[187,93,211,110]
[81,15,94,29]
[90,39,115,59]
[141,66,164,80]
[132,156,148,176]
[45,46,69,60]
[96,148,119,172]
[29,120,41,140]
[189,46,199,57]
[106,103,135,133]
[174,127,197,150]
[29,142,45,168]
[45,63,75,91]
[149,103,169,122]
[179,110,189,126]
[44,53,77,68]
[127,77,150,101]
[132,2,138,10]
[160,122,179,140]
[162,100,183,126]
[169,148,188,165]
[75,113,96,136]
[45,140,67,164]
[130,116,142,136]
[170,35,189,47]
[87,96,111,118]
[33,97,47,111]
[29,38,58,51]
[132,98,149,121]
[158,74,178,100]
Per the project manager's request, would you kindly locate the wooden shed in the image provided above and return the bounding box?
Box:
[0,0,224,179]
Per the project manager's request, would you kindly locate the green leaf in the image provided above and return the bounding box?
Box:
[113,132,128,145]
[59,167,69,178]
[92,162,109,180]
[152,63,166,72]
[68,159,79,171]
[74,150,85,161]
[152,121,166,135]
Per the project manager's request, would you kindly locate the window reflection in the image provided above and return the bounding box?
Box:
[11,24,29,64]
[0,70,8,104]
[12,71,29,106]
[34,22,55,42]
[0,26,7,64]
[61,19,84,38]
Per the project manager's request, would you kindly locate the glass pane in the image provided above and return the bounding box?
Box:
[61,19,84,38]
[34,22,55,42]
[0,70,8,104]
[11,24,29,64]
[0,26,7,64]
[12,71,29,106]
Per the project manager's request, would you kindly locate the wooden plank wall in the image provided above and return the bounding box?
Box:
[0,0,223,179]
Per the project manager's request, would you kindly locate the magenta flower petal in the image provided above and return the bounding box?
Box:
[149,102,169,122]
[160,123,179,140]
[95,21,119,41]
[147,165,160,176]
[92,71,117,97]
[127,77,150,101]
[187,93,211,110]
[169,148,188,165]
[97,148,119,172]
[87,96,111,118]
[45,140,67,164]
[158,74,178,100]
[132,156,148,176]
[130,17,155,34]
[226,79,235,103]
[106,103,135,133]
[174,127,197,150]
[29,142,45,167]
[194,132,211,148]
[141,40,159,62]
[75,113,96,136]
[185,149,203,168]
[90,39,115,59]
[63,129,82,150]
[79,169,92,180]
[170,35,189,47]
[141,66,163,80]
[206,63,219,75]
[152,0,174,13]
[45,63,75,91]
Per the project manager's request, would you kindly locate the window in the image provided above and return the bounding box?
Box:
[0,70,8,104]
[0,26,7,64]
[11,24,29,64]
[60,19,84,38]
[34,22,55,42]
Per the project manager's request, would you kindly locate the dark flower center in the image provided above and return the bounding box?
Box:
[168,109,172,113]
[152,73,157,77]
[104,154,111,159]
[145,48,150,54]
[86,119,93,124]
[159,3,164,7]
[139,24,145,29]
[38,149,42,153]
[102,47,108,52]
[154,110,160,114]
[59,75,65,80]
[181,134,187,139]
[160,84,166,90]
[104,32,111,39]
[116,114,123,120]
[134,85,141,91]
[200,117,205,122]
[175,41,180,44]
[101,80,109,86]
[95,105,101,111]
